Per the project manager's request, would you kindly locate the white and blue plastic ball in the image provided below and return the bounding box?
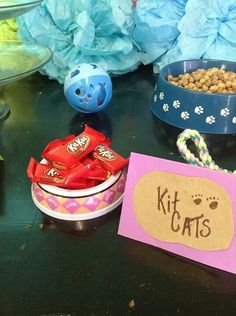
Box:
[64,63,112,113]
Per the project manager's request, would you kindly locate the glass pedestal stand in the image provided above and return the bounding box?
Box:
[0,98,10,120]
[0,0,52,120]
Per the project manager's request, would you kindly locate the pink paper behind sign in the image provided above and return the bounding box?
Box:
[118,152,236,274]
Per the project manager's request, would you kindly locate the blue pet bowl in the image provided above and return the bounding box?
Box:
[150,59,236,134]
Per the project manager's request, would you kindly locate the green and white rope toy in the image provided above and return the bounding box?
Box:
[177,129,236,174]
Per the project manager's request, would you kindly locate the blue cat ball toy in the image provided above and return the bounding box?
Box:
[64,63,112,113]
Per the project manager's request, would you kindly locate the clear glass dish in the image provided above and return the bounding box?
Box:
[0,0,43,20]
[0,40,52,85]
[0,40,52,119]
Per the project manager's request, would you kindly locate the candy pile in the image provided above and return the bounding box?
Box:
[27,126,129,189]
[167,67,236,94]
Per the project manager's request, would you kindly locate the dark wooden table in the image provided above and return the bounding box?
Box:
[1,66,236,315]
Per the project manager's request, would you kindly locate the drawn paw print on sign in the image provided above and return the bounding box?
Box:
[206,116,215,125]
[173,100,180,109]
[192,194,219,210]
[194,106,204,115]
[181,111,189,120]
[159,92,164,100]
[220,108,230,117]
[163,104,169,112]
[192,194,203,205]
[206,197,219,210]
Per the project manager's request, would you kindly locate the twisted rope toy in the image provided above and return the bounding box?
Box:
[176,129,236,174]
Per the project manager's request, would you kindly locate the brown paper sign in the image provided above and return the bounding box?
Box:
[133,170,234,251]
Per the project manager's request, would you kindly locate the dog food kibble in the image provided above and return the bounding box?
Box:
[167,67,236,93]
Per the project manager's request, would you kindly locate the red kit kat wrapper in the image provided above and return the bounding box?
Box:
[42,134,75,153]
[91,144,129,174]
[81,156,110,181]
[42,126,110,168]
[27,158,98,189]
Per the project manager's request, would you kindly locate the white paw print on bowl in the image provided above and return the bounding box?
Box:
[220,107,230,117]
[232,117,236,124]
[153,94,158,102]
[173,100,180,109]
[159,92,164,100]
[181,111,189,120]
[206,116,216,125]
[163,103,169,112]
[194,106,204,115]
